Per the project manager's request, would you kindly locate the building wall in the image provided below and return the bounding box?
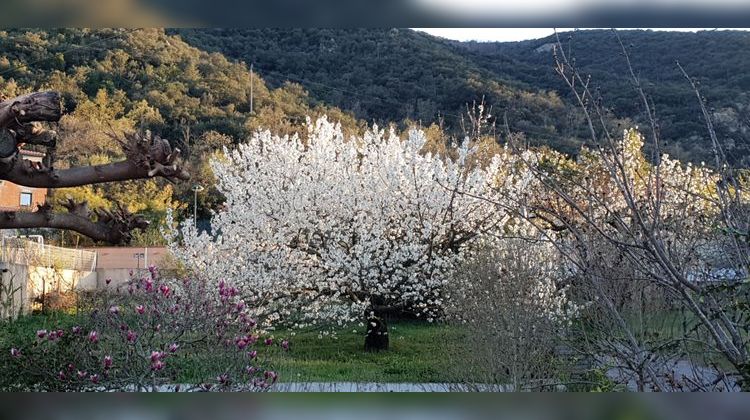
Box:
[0,152,48,211]
[0,180,47,210]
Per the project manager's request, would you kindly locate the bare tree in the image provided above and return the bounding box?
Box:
[0,91,189,243]
[498,30,749,391]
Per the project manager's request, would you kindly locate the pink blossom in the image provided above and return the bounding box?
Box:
[109,305,120,315]
[150,351,164,362]
[168,343,179,353]
[264,370,278,384]
[105,278,112,285]
[159,284,170,297]
[88,330,99,344]
[235,301,245,312]
[47,331,58,341]
[144,278,153,292]
[217,373,230,385]
[281,340,290,351]
[245,365,257,375]
[103,355,113,369]
[10,348,21,358]
[36,329,47,339]
[76,370,87,379]
[71,326,82,335]
[89,374,100,384]
[236,339,248,350]
[247,350,257,359]
[264,337,273,346]
[135,304,145,314]
[126,330,137,343]
[57,371,66,381]
[151,360,165,371]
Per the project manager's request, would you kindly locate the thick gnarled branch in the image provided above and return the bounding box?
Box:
[0,91,190,243]
[0,200,149,244]
[1,130,190,188]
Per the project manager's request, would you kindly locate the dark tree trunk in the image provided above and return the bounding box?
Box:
[364,314,389,352]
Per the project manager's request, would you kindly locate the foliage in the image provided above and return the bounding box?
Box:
[171,116,511,330]
[447,237,578,390]
[0,267,288,391]
[0,28,360,230]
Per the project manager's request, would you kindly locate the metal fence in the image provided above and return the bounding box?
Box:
[0,237,97,272]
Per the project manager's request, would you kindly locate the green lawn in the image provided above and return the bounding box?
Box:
[271,322,466,383]
[1,313,468,384]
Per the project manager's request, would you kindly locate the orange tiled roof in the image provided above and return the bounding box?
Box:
[19,149,45,158]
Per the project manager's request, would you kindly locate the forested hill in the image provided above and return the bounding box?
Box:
[173,28,750,165]
[172,28,590,155]
[457,29,750,164]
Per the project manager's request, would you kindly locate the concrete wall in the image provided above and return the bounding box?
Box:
[0,261,95,317]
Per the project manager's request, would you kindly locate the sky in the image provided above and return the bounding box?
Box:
[415,28,748,42]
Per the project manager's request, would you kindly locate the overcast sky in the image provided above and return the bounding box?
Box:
[415,28,747,42]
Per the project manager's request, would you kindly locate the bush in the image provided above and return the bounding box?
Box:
[0,266,289,391]
[447,238,577,390]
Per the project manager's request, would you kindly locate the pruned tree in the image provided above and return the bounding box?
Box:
[0,91,189,244]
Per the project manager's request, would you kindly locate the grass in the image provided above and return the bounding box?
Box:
[271,322,466,383]
[0,313,468,384]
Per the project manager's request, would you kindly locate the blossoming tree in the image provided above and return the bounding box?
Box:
[172,116,511,350]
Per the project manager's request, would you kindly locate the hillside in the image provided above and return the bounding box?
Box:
[174,28,750,165]
[0,28,360,243]
[171,28,594,155]
[458,29,750,164]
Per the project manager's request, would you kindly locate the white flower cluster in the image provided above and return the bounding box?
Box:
[171,116,510,329]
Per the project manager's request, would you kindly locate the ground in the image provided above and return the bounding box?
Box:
[0,313,467,384]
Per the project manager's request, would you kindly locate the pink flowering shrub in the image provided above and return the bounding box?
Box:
[1,266,289,391]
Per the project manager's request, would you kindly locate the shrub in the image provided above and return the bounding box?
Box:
[447,237,577,390]
[0,266,288,391]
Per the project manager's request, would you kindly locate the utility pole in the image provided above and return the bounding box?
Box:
[192,184,204,229]
[250,63,254,115]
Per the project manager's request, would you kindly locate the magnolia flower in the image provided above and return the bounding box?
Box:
[247,350,257,359]
[57,371,66,381]
[89,374,100,384]
[150,351,164,362]
[105,278,112,285]
[281,340,290,351]
[168,343,180,353]
[159,284,171,297]
[135,304,145,315]
[10,348,21,358]
[126,330,137,343]
[36,330,47,339]
[236,338,249,350]
[88,331,99,344]
[71,326,82,335]
[151,360,165,371]
[217,373,230,385]
[264,338,273,346]
[109,305,120,315]
[103,355,113,369]
[76,370,87,379]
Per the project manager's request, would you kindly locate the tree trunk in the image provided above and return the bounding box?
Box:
[364,315,389,352]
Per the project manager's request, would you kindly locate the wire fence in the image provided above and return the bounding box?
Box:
[0,237,97,272]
